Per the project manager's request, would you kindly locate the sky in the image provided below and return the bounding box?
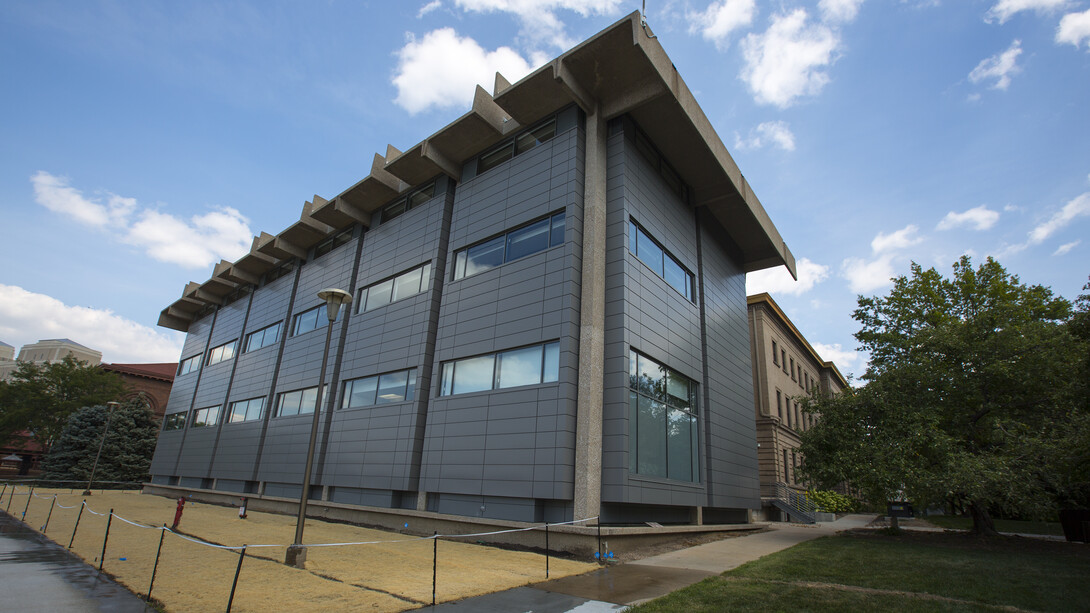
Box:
[1,0,1088,379]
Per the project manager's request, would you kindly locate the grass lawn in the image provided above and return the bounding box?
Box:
[631,530,1090,613]
[923,515,1064,536]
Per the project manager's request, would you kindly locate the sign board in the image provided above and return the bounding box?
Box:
[887,502,914,518]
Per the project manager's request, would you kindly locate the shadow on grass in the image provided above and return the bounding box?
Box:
[631,529,1090,613]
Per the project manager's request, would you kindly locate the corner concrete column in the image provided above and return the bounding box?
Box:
[574,109,607,521]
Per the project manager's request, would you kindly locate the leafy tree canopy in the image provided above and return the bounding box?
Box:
[0,356,126,451]
[41,399,159,485]
[799,257,1088,535]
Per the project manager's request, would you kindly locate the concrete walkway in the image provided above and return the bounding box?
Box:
[421,514,874,612]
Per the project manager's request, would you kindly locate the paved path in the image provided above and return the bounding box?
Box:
[422,514,874,612]
[0,510,149,613]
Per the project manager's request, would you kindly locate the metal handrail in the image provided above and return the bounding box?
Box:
[773,482,816,514]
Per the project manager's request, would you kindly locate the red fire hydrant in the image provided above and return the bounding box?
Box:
[172,497,185,530]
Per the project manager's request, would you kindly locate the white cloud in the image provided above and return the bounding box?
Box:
[1028,192,1090,243]
[0,284,184,363]
[31,171,252,270]
[1054,240,1080,255]
[392,28,534,114]
[418,0,443,17]
[453,0,622,50]
[936,205,1000,231]
[688,0,756,48]
[819,0,865,23]
[740,9,840,108]
[871,224,922,253]
[124,207,252,269]
[746,257,830,296]
[986,0,1071,24]
[1056,8,1090,49]
[969,40,1023,90]
[734,121,797,151]
[841,254,897,293]
[810,341,860,370]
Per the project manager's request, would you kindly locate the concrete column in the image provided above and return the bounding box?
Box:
[573,109,608,521]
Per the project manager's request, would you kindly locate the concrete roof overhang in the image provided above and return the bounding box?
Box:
[159,11,793,333]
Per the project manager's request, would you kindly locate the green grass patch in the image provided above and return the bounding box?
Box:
[631,530,1090,613]
[923,515,1064,536]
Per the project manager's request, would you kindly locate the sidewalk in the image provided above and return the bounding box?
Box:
[421,514,875,612]
[0,510,148,613]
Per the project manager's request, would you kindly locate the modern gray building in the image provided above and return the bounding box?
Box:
[150,12,796,526]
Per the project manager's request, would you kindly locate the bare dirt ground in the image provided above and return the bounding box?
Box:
[3,488,596,612]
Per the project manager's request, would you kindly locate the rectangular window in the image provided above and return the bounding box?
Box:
[381,183,435,224]
[629,220,694,301]
[477,119,556,175]
[772,341,779,365]
[342,369,417,409]
[439,342,560,396]
[207,340,237,366]
[628,349,699,483]
[191,405,221,428]
[313,227,353,260]
[781,350,787,372]
[265,260,295,285]
[276,385,326,418]
[228,397,265,423]
[178,354,202,376]
[358,263,432,314]
[452,213,565,281]
[790,358,796,380]
[292,305,326,337]
[244,322,282,353]
[784,449,790,483]
[163,412,187,431]
[776,390,783,419]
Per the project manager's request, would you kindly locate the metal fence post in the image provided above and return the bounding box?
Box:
[98,508,114,571]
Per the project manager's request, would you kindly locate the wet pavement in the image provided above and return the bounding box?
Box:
[0,510,149,612]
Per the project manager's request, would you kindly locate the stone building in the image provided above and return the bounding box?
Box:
[148,13,795,527]
[747,293,847,514]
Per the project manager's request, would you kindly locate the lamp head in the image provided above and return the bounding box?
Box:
[317,288,353,322]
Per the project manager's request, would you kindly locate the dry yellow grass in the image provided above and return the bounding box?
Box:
[7,488,595,612]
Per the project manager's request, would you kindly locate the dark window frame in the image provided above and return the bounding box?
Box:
[244,321,282,353]
[341,368,418,410]
[178,354,202,376]
[207,340,237,366]
[476,118,557,176]
[291,305,327,337]
[452,212,565,281]
[628,219,695,302]
[190,405,221,428]
[439,341,561,397]
[228,396,266,423]
[380,182,437,224]
[357,262,433,314]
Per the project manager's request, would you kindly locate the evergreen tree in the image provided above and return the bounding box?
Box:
[42,399,160,485]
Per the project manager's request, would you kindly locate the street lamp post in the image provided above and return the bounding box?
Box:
[83,401,120,496]
[285,288,352,568]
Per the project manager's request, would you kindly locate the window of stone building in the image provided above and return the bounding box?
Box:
[772,340,779,365]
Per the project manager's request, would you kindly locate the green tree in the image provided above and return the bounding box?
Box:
[41,399,159,484]
[799,257,1086,535]
[0,356,126,452]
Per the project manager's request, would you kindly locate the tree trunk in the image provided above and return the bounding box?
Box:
[969,500,1000,536]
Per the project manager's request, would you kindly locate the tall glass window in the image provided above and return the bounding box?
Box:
[453,213,565,281]
[629,350,699,482]
[440,341,560,396]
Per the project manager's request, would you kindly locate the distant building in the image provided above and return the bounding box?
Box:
[0,338,101,381]
[747,293,847,518]
[100,362,177,421]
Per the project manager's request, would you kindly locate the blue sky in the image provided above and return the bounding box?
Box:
[1,0,1088,378]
